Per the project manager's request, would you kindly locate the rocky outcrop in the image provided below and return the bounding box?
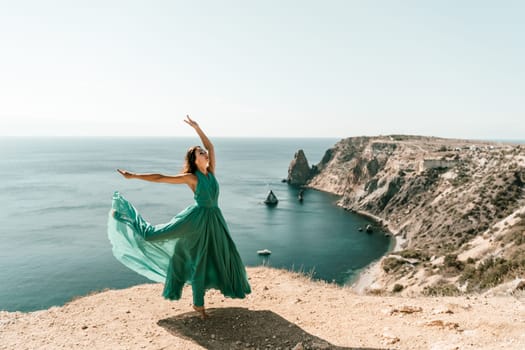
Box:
[294,135,525,295]
[287,149,314,186]
[3,266,524,350]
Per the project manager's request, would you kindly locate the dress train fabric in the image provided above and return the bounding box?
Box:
[107,170,251,303]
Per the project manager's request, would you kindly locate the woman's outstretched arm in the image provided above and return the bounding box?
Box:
[116,169,197,191]
[184,115,216,173]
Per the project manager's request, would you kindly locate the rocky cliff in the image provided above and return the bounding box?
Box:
[291,135,525,296]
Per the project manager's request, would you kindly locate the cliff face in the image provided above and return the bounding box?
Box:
[295,135,525,295]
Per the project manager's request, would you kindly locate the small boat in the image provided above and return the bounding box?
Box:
[298,189,304,202]
[257,249,272,256]
[264,190,278,206]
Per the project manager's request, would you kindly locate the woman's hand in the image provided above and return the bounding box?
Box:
[117,168,134,179]
[184,115,199,129]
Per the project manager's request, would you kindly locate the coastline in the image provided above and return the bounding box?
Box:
[301,135,525,298]
[349,209,401,294]
[303,188,400,294]
[288,185,396,293]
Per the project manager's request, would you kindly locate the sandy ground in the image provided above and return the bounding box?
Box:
[1,266,524,350]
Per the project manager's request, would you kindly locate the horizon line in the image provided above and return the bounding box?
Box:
[1,135,524,142]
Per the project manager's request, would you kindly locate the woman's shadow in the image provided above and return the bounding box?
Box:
[158,307,385,350]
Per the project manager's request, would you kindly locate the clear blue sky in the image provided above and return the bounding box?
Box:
[1,1,523,138]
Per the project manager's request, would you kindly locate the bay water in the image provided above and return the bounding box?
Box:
[0,137,391,312]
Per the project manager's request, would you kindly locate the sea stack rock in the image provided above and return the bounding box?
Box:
[287,149,312,186]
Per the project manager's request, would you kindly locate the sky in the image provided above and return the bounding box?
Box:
[1,1,524,139]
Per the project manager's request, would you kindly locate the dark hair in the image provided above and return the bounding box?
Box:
[182,146,200,174]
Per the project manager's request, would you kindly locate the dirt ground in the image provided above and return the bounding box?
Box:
[1,266,524,350]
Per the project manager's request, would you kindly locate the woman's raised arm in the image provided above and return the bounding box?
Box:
[184,115,215,173]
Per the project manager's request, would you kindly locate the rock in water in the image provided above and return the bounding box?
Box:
[288,149,313,186]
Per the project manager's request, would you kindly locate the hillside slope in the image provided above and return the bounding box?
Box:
[293,135,525,295]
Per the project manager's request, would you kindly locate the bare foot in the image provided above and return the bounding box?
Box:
[192,305,209,320]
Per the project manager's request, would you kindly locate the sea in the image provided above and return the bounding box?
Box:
[0,137,392,312]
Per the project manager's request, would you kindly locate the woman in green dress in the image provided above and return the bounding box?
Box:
[108,115,251,319]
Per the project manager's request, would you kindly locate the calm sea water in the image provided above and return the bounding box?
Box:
[0,137,391,312]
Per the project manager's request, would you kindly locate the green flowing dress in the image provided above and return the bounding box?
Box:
[107,170,251,304]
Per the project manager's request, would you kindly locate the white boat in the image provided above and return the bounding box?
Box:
[257,249,272,256]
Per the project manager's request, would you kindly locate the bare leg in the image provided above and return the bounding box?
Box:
[192,305,209,319]
[191,279,207,319]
